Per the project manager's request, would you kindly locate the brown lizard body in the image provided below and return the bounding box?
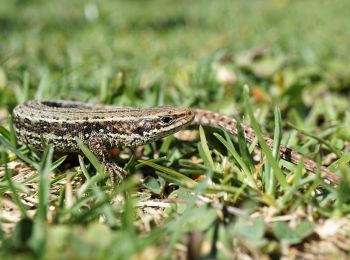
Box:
[12,100,340,185]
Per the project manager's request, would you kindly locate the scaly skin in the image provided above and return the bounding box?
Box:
[13,100,194,184]
[12,100,340,185]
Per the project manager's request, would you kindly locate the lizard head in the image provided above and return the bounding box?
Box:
[130,106,195,147]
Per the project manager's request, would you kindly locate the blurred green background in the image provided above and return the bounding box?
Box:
[1,0,350,106]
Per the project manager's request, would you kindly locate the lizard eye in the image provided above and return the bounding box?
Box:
[161,116,173,124]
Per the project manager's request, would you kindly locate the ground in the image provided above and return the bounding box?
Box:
[1,0,350,259]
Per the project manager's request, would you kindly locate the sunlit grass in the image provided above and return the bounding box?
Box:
[1,0,350,258]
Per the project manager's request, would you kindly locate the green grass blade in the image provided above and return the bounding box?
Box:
[22,145,52,256]
[15,71,29,103]
[279,158,304,207]
[0,126,11,141]
[8,115,17,147]
[214,132,257,189]
[135,157,168,170]
[288,123,341,157]
[236,119,256,172]
[154,171,188,187]
[51,155,67,171]
[138,160,197,188]
[243,85,288,190]
[75,137,106,175]
[77,155,116,227]
[121,196,136,235]
[67,176,140,223]
[37,145,54,222]
[160,136,173,155]
[2,150,28,218]
[328,153,350,172]
[199,125,215,169]
[0,134,37,168]
[265,107,282,196]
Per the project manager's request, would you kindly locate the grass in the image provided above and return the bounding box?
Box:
[1,0,350,258]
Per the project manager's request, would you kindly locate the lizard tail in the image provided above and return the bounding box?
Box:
[192,109,340,185]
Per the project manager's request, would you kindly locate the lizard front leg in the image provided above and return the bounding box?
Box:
[87,134,127,185]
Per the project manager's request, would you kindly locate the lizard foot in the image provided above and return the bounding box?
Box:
[103,162,128,186]
[87,134,127,186]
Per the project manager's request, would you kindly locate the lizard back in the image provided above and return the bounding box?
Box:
[13,100,194,151]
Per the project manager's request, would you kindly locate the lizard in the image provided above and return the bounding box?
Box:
[12,100,340,185]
